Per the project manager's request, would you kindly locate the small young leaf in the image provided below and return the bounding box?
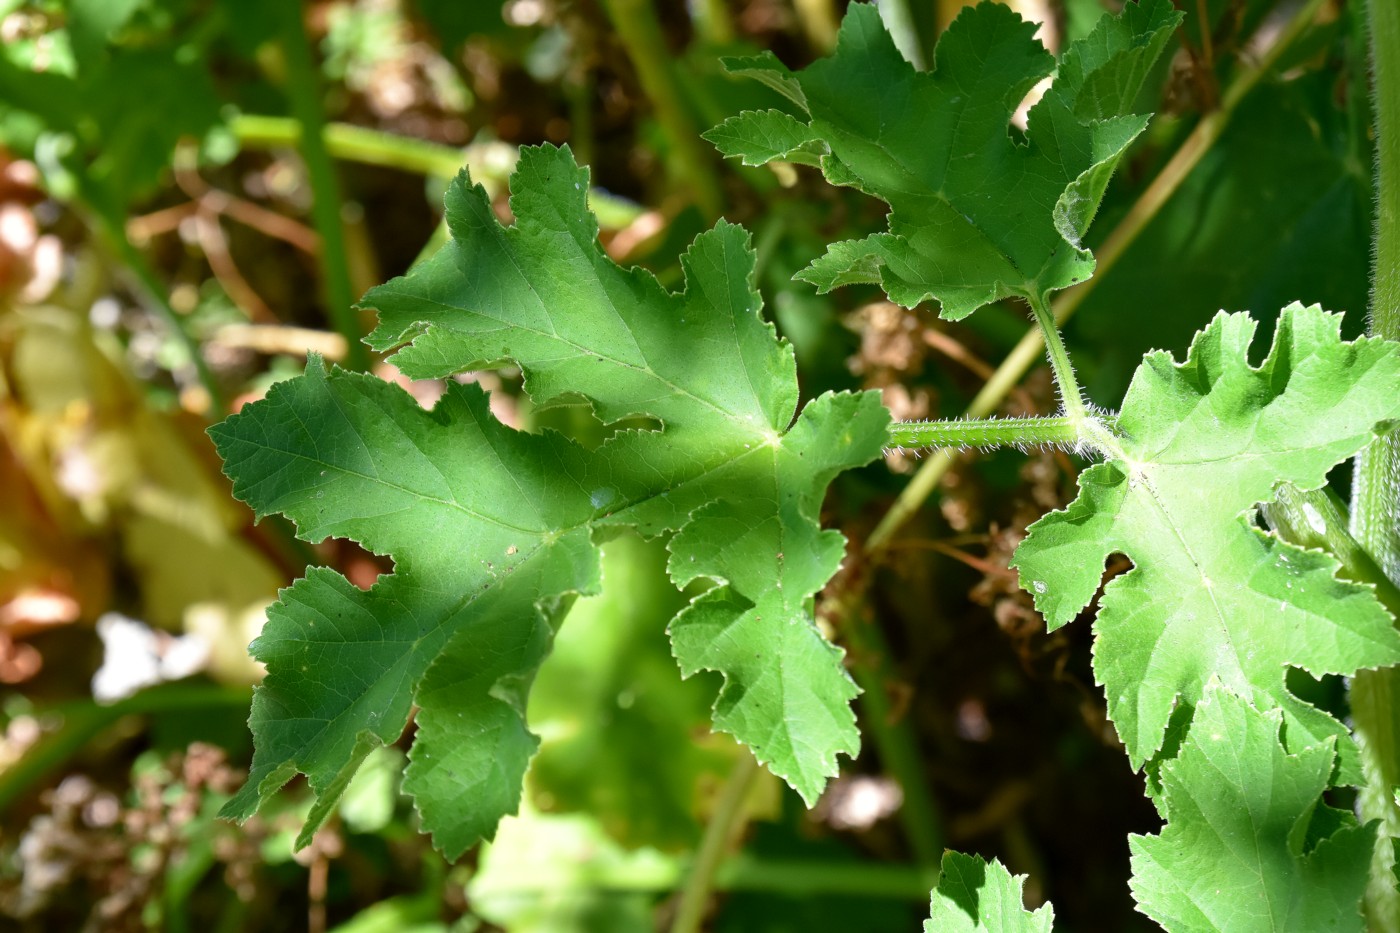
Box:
[1011,304,1400,777]
[925,852,1054,932]
[1129,681,1373,932]
[212,144,889,853]
[711,0,1180,318]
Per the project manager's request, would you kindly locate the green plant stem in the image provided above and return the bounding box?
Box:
[1354,0,1400,582]
[793,0,840,53]
[233,116,644,231]
[691,0,735,44]
[1026,292,1090,424]
[864,0,1328,555]
[599,0,723,218]
[887,416,1083,450]
[1351,0,1400,926]
[271,6,367,372]
[670,751,759,933]
[233,114,467,180]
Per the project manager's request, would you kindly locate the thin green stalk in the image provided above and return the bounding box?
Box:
[1026,293,1089,424]
[271,6,367,371]
[598,0,723,217]
[865,0,1329,555]
[670,751,759,933]
[233,116,644,231]
[233,115,467,180]
[691,0,735,44]
[793,0,840,53]
[868,329,1047,553]
[888,416,1082,450]
[1351,0,1400,926]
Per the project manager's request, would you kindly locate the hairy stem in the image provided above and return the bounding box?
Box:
[1026,292,1090,425]
[1352,0,1400,925]
[670,751,759,933]
[865,0,1330,555]
[273,6,367,371]
[888,416,1083,451]
[1353,0,1400,579]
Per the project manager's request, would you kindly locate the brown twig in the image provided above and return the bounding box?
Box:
[193,211,277,323]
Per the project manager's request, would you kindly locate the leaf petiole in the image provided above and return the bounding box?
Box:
[887,415,1088,451]
[1027,292,1090,424]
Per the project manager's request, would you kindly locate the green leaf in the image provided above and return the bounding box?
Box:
[1071,71,1373,404]
[1011,304,1400,777]
[211,363,599,857]
[365,144,891,804]
[470,807,677,933]
[1129,681,1373,932]
[212,144,889,853]
[526,533,736,849]
[704,109,824,167]
[925,852,1054,932]
[711,0,1180,319]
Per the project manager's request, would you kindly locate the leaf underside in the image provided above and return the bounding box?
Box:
[1129,681,1373,932]
[1012,304,1400,779]
[211,143,889,857]
[925,852,1054,932]
[706,0,1181,319]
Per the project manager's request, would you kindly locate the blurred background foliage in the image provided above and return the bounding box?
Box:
[0,0,1373,930]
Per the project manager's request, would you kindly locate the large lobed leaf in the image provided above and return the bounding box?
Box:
[211,144,889,855]
[705,0,1180,319]
[1011,304,1400,778]
[1129,681,1373,932]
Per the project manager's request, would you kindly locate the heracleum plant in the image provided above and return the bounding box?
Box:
[211,2,1400,928]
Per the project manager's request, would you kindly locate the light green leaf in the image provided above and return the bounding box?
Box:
[713,0,1179,319]
[212,144,889,852]
[1129,681,1373,932]
[470,807,678,933]
[526,533,736,850]
[703,109,825,166]
[925,852,1054,932]
[1011,305,1400,776]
